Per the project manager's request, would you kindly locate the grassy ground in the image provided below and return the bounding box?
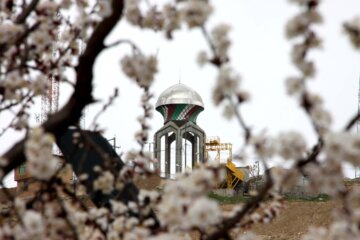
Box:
[209,192,330,204]
[208,192,251,204]
[284,193,330,202]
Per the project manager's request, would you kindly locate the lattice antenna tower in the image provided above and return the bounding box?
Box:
[40,12,61,123]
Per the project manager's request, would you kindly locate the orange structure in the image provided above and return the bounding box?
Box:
[205,137,245,190]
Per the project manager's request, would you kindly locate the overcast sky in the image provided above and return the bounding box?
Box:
[2,0,360,185]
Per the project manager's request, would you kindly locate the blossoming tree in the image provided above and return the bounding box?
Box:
[0,0,360,239]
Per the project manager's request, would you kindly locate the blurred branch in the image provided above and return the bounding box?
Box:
[2,0,125,179]
[15,0,40,23]
[206,167,273,240]
[344,111,360,131]
[228,96,251,142]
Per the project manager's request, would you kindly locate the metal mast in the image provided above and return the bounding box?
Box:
[41,76,59,123]
[40,12,60,123]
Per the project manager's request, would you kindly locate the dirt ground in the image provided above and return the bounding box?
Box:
[134,177,340,240]
[222,200,339,240]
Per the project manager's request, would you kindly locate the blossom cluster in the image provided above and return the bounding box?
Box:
[286,0,333,136]
[344,16,360,49]
[124,0,212,38]
[324,132,360,166]
[25,128,58,180]
[0,0,113,134]
[286,13,322,77]
[121,53,158,89]
[158,166,225,232]
[212,65,240,105]
[304,159,345,197]
[1,0,360,239]
[250,131,307,161]
[211,24,232,61]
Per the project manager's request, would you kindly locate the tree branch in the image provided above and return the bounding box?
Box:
[344,111,360,131]
[15,0,40,24]
[206,169,273,240]
[2,0,124,179]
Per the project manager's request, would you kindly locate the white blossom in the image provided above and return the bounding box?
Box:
[93,171,115,194]
[158,167,223,231]
[328,220,360,239]
[61,0,73,9]
[213,65,240,105]
[36,1,59,16]
[89,207,109,230]
[111,200,128,215]
[186,197,222,230]
[148,233,192,240]
[285,76,303,95]
[143,7,163,30]
[1,71,26,100]
[344,16,360,49]
[112,216,126,233]
[291,43,306,65]
[324,132,360,166]
[29,26,54,52]
[13,114,29,130]
[30,75,49,96]
[163,4,181,38]
[21,210,45,238]
[271,167,301,192]
[310,106,332,130]
[124,0,142,26]
[302,226,327,240]
[250,133,276,159]
[275,131,307,160]
[0,157,8,167]
[286,11,322,39]
[181,0,213,28]
[138,189,159,205]
[211,23,231,59]
[223,104,235,120]
[25,128,58,180]
[236,90,250,103]
[121,53,158,88]
[304,159,345,197]
[0,22,24,44]
[306,92,323,108]
[123,226,150,240]
[97,0,112,18]
[297,60,315,77]
[236,232,261,240]
[197,50,208,67]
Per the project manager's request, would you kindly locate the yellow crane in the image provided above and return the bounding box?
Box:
[205,137,245,189]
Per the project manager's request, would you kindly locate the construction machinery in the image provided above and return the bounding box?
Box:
[205,137,246,190]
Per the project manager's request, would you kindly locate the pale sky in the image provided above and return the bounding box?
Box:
[2,0,360,185]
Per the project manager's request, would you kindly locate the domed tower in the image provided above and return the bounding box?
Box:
[154,83,205,178]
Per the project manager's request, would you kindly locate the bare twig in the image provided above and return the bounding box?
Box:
[15,0,40,24]
[2,0,125,180]
[344,111,360,131]
[90,88,119,130]
[206,166,273,240]
[105,39,140,51]
[228,96,251,142]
